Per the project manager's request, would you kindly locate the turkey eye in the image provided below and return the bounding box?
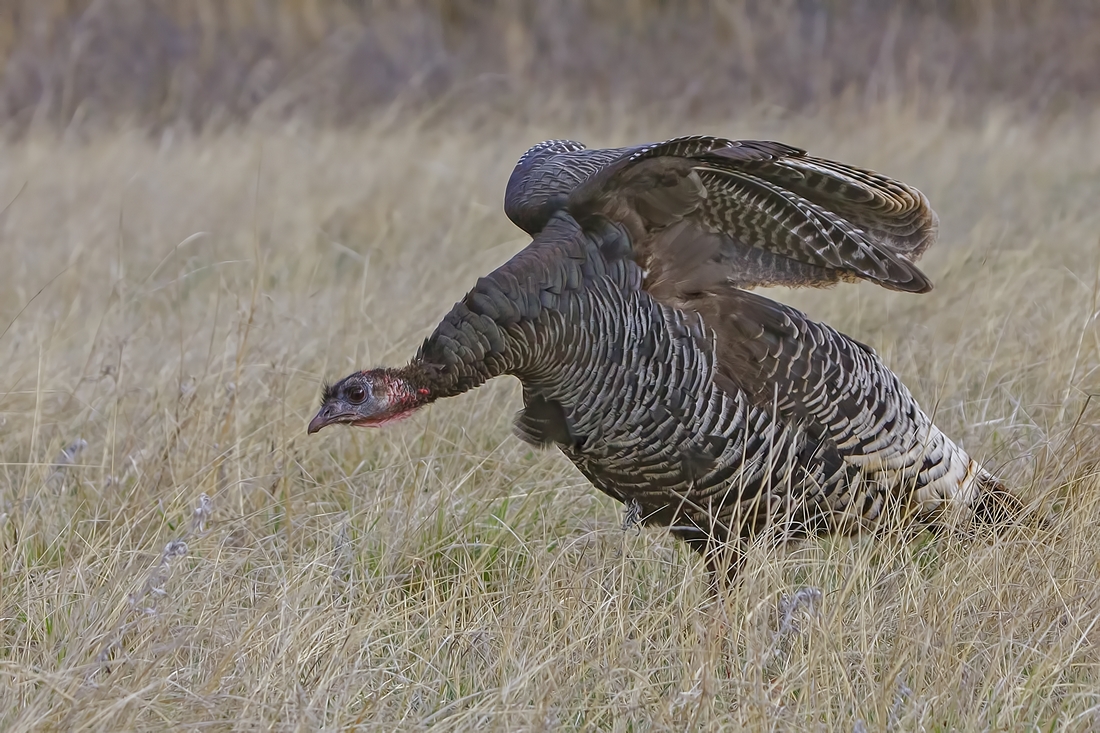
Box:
[346,385,367,404]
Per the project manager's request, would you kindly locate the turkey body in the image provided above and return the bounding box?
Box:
[419,212,991,573]
[310,135,1016,578]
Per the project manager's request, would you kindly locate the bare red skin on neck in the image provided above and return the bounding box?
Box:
[353,369,434,426]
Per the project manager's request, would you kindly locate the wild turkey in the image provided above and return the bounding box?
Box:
[309,136,1021,579]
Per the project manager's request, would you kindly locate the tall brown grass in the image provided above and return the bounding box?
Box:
[2,4,1100,730]
[2,101,1099,729]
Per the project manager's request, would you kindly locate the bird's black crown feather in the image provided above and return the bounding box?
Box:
[320,381,337,406]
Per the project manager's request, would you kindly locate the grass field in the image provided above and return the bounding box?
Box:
[2,102,1100,730]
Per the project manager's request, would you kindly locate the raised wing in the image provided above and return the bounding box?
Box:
[508,136,938,294]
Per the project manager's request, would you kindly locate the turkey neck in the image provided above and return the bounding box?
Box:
[410,212,626,400]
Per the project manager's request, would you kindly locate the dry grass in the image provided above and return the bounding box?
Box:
[2,102,1100,730]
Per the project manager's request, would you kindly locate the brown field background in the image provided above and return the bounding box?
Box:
[2,1,1100,730]
[0,0,1099,132]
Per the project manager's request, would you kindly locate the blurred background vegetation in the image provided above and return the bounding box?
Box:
[0,0,1096,134]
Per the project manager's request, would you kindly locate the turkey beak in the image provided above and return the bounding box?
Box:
[308,403,343,434]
